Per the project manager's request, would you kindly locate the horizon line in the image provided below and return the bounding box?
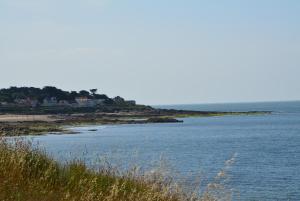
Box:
[151,99,300,106]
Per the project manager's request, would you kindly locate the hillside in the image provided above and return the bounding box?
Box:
[0,86,145,114]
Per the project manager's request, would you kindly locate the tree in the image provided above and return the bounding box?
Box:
[69,91,78,101]
[94,94,109,100]
[90,89,97,95]
[0,86,121,106]
[104,98,114,105]
[79,90,90,97]
[42,86,70,101]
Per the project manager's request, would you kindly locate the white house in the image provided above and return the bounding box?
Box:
[75,97,88,107]
[0,102,9,107]
[75,97,105,107]
[42,97,57,106]
[14,98,39,107]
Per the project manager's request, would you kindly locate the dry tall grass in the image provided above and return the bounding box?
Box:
[0,138,231,201]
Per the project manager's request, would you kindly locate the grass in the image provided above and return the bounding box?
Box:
[0,138,232,201]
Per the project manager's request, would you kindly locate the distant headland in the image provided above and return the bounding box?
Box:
[0,86,137,109]
[0,86,270,136]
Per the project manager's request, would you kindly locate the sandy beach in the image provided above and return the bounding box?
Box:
[0,115,57,122]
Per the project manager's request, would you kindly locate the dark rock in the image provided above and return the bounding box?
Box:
[146,117,183,123]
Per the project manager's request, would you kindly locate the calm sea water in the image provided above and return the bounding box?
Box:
[27,101,300,201]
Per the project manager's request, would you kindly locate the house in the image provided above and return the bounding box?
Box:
[14,98,28,105]
[29,99,39,107]
[0,102,8,106]
[94,99,105,105]
[58,100,70,106]
[42,97,58,106]
[75,97,88,107]
[86,100,97,107]
[75,97,105,107]
[14,98,38,107]
[75,97,96,107]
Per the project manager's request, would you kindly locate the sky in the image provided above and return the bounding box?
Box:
[1,0,300,105]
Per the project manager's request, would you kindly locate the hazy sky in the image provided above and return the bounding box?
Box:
[1,0,300,105]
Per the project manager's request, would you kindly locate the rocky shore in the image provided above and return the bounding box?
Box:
[0,109,270,136]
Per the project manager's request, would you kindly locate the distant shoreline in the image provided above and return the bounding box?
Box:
[0,109,271,136]
[0,86,272,136]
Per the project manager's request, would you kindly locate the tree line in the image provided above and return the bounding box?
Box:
[0,86,114,104]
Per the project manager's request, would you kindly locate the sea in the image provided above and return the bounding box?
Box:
[26,101,300,201]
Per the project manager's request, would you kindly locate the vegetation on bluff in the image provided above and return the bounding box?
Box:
[0,139,231,201]
[0,86,112,104]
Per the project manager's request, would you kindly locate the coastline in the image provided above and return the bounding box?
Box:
[0,109,271,136]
